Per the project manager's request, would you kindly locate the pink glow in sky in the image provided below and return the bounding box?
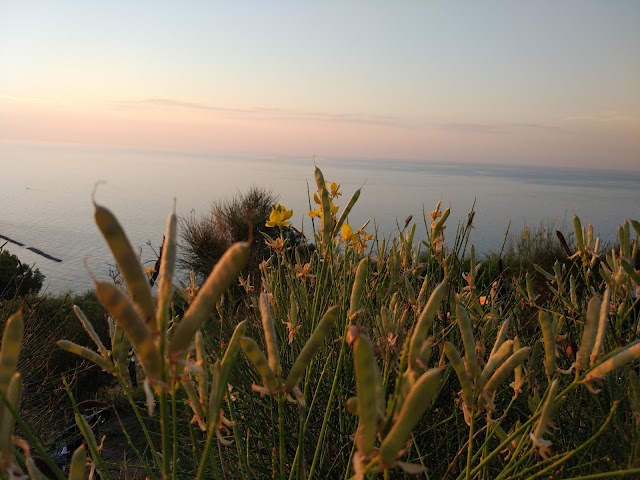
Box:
[1,1,638,170]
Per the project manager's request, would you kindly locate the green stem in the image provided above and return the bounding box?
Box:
[560,469,640,480]
[308,326,347,478]
[227,396,250,479]
[465,410,475,480]
[524,401,619,480]
[171,390,178,480]
[278,393,286,480]
[122,380,162,471]
[159,389,171,479]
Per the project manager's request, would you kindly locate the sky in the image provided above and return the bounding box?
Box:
[1,1,639,170]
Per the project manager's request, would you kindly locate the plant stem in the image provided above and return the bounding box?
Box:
[465,410,475,480]
[278,393,286,480]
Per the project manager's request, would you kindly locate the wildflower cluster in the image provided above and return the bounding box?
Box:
[429,201,450,255]
[341,222,374,254]
[308,181,341,219]
[266,204,293,228]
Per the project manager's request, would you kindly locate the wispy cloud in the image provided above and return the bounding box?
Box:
[561,112,637,123]
[438,122,561,135]
[116,97,411,128]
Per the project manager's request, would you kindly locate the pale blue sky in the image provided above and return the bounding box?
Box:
[1,1,638,169]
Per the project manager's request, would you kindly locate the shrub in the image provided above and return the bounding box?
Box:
[179,185,286,281]
[0,248,44,298]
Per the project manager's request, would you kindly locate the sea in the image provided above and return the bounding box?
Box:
[1,141,638,295]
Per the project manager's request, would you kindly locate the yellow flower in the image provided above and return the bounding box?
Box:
[341,223,357,243]
[145,267,156,276]
[308,207,322,218]
[266,204,293,227]
[328,181,341,198]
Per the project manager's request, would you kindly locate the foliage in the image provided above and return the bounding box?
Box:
[0,248,44,298]
[1,167,640,480]
[179,185,307,282]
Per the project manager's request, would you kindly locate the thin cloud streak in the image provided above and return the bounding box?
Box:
[116,97,413,128]
[438,122,564,135]
[561,112,637,123]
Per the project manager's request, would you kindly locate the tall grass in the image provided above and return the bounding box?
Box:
[1,166,639,479]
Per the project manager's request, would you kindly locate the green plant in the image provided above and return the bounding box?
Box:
[0,249,44,299]
[2,166,640,480]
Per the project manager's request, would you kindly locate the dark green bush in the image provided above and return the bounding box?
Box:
[0,248,44,298]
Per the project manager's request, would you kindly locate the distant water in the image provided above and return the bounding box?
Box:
[1,142,638,294]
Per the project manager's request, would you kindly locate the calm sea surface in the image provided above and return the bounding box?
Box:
[1,142,638,294]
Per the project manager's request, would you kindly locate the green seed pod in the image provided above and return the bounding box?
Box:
[285,306,338,392]
[431,207,450,245]
[417,337,434,369]
[600,264,612,289]
[0,311,23,395]
[73,306,109,359]
[585,340,640,383]
[417,272,430,310]
[456,302,477,380]
[480,340,514,389]
[169,242,249,358]
[57,340,115,374]
[534,264,555,283]
[349,258,369,319]
[288,292,298,329]
[576,296,602,372]
[587,224,594,250]
[207,359,223,421]
[590,288,611,366]
[373,350,386,419]
[68,445,87,480]
[94,203,156,325]
[405,276,417,307]
[0,373,22,461]
[156,205,177,332]
[623,221,631,258]
[378,367,443,465]
[537,311,556,378]
[240,337,279,392]
[260,293,281,377]
[314,165,326,191]
[354,334,378,456]
[484,347,532,397]
[195,332,208,405]
[75,410,100,461]
[319,184,332,245]
[511,336,524,394]
[553,261,563,290]
[490,318,510,360]
[220,320,248,387]
[531,378,560,458]
[631,220,640,238]
[622,259,640,284]
[525,273,536,303]
[95,280,161,381]
[408,278,448,368]
[569,275,577,307]
[444,342,473,411]
[574,215,585,253]
[111,319,131,380]
[333,187,362,237]
[529,339,543,383]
